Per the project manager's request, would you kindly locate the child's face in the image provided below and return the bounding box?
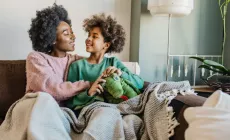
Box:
[85,27,110,54]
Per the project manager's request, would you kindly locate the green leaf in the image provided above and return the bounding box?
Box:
[198,64,225,74]
[203,60,229,72]
[189,57,230,75]
[189,57,204,62]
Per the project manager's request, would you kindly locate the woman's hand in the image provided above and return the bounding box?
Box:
[103,66,122,77]
[88,75,106,96]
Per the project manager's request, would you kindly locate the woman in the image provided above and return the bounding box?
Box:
[26,4,104,102]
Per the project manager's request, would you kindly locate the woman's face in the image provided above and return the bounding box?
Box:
[85,27,110,53]
[53,21,75,52]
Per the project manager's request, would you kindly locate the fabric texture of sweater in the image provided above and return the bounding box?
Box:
[26,51,90,102]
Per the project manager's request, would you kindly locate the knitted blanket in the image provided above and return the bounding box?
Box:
[0,81,194,140]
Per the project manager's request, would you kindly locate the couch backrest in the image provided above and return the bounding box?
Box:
[0,60,26,118]
[0,60,141,118]
[122,62,140,75]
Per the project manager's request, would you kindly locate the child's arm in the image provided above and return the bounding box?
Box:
[67,64,95,108]
[113,57,144,90]
[67,64,105,108]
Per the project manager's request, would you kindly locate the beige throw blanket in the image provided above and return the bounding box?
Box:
[0,81,193,140]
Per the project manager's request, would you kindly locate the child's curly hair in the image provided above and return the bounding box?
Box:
[28,4,71,53]
[83,13,126,53]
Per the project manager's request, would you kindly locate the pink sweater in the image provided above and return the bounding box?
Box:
[26,51,90,101]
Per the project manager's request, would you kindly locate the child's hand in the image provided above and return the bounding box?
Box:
[88,76,106,96]
[103,66,122,77]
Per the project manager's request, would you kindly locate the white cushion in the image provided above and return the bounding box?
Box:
[184,90,230,140]
[122,62,140,75]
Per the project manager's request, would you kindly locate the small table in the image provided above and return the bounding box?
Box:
[192,85,215,98]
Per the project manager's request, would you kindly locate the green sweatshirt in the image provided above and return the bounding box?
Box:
[66,57,144,109]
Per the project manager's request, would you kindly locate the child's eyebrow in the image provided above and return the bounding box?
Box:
[62,29,68,33]
[93,33,98,35]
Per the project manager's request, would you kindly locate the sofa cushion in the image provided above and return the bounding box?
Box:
[0,60,26,118]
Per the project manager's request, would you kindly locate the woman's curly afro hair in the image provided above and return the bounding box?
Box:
[83,13,126,53]
[28,4,71,53]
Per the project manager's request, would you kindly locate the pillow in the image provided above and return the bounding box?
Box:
[184,90,230,140]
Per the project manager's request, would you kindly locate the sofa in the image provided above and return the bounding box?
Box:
[0,60,207,140]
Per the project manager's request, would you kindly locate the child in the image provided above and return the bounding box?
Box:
[66,13,144,111]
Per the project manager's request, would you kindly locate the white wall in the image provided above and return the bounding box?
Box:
[0,0,131,61]
[0,0,54,60]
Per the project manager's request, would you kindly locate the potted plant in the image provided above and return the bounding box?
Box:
[218,0,230,64]
[189,57,230,91]
[189,0,230,91]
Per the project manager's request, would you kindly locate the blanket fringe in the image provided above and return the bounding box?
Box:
[154,85,196,138]
[166,104,179,137]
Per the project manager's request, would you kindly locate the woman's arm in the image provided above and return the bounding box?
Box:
[26,52,90,101]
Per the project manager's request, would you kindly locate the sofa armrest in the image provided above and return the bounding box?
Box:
[171,105,189,140]
[171,95,206,140]
[142,81,207,140]
[174,94,206,107]
[169,95,206,140]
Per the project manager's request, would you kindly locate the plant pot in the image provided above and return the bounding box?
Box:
[202,74,230,92]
